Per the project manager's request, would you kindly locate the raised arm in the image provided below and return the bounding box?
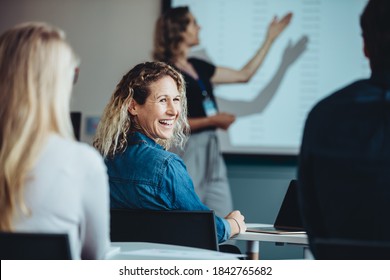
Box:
[216,36,308,118]
[211,13,293,84]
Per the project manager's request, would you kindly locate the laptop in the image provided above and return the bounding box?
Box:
[246,180,306,234]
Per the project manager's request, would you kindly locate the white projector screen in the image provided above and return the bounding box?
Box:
[168,0,370,156]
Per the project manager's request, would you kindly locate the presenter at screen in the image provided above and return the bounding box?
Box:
[153,6,292,217]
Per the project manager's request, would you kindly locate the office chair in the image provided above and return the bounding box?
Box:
[110,209,219,251]
[70,111,82,141]
[0,232,72,260]
[312,237,390,260]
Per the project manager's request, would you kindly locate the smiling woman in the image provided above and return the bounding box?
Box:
[93,61,247,243]
[94,61,189,155]
[128,76,182,141]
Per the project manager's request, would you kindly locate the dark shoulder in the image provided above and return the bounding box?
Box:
[309,79,372,117]
[188,57,214,68]
[188,57,215,76]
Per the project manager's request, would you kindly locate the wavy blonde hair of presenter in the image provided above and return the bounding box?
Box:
[153,6,191,63]
[0,22,78,230]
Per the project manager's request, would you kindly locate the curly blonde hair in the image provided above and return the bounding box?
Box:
[93,61,189,158]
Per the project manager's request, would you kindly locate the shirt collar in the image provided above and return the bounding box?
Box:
[127,131,163,150]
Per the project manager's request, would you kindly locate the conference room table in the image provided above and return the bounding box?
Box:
[107,224,308,260]
[108,242,244,260]
[231,223,310,260]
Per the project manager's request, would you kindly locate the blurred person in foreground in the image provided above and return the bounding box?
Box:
[298,0,390,258]
[0,22,111,259]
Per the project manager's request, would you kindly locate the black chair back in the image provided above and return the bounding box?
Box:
[110,209,219,251]
[70,111,81,141]
[312,237,390,260]
[0,232,72,260]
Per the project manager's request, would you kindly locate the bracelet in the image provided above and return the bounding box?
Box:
[231,217,241,234]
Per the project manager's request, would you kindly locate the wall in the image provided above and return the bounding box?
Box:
[0,0,160,143]
[1,0,303,259]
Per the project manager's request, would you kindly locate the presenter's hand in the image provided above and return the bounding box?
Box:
[210,112,235,130]
[225,210,247,237]
[266,12,293,42]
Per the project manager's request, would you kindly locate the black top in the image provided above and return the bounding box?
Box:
[298,70,390,254]
[177,58,217,133]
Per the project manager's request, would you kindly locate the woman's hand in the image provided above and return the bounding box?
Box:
[210,112,236,130]
[267,12,293,42]
[212,13,293,84]
[225,210,247,237]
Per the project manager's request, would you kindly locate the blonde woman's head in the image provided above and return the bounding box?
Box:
[94,61,189,158]
[0,22,78,141]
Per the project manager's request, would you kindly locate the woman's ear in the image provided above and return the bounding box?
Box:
[128,100,138,116]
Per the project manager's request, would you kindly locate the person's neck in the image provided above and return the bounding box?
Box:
[173,45,199,79]
[175,57,189,69]
[174,43,190,63]
[175,57,199,80]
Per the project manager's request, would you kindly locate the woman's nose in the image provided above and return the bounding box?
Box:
[167,100,178,115]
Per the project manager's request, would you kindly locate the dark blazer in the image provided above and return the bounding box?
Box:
[298,70,390,254]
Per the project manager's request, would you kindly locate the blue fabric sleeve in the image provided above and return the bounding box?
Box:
[162,155,230,243]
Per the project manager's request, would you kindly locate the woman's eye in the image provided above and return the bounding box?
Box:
[174,97,180,102]
[159,98,167,103]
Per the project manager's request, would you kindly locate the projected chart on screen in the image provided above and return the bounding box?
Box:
[170,0,370,155]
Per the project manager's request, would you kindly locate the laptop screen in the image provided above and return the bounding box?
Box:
[274,180,304,230]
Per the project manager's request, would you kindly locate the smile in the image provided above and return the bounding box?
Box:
[159,119,175,126]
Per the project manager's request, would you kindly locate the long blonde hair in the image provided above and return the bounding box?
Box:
[0,22,78,230]
[94,61,189,158]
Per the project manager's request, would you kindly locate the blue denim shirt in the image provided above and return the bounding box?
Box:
[105,132,230,243]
